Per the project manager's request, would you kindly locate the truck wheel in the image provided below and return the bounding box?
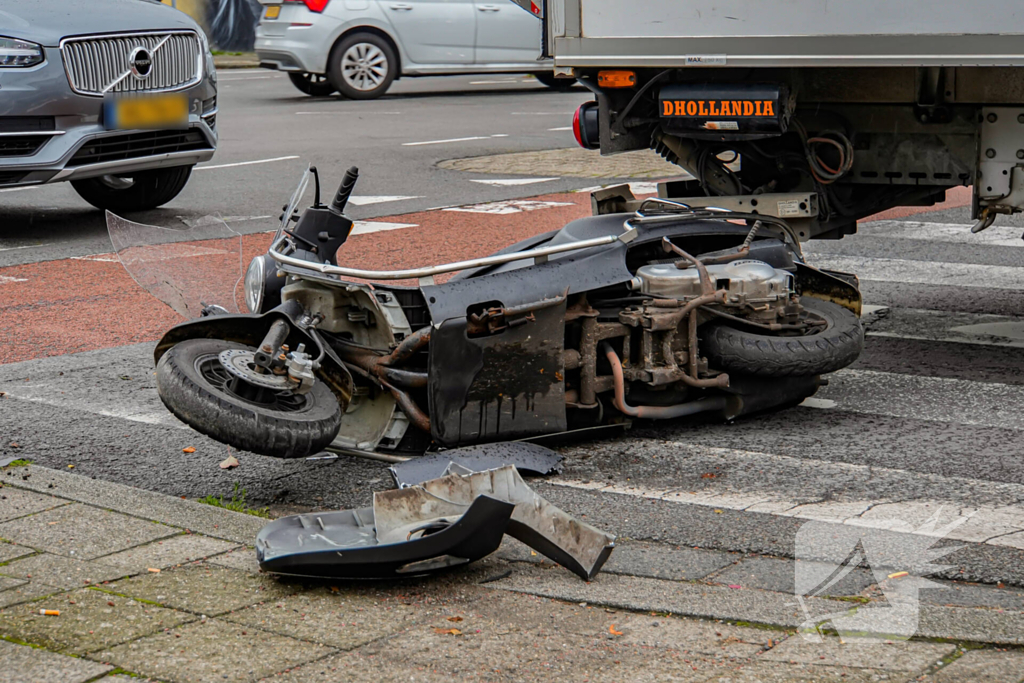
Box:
[701,298,863,377]
[71,166,193,212]
[328,32,397,100]
[288,72,337,96]
[156,339,342,458]
[533,72,576,90]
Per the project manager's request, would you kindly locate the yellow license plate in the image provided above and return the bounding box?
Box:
[264,5,281,19]
[105,94,189,130]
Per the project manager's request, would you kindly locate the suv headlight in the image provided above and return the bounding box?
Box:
[0,37,43,67]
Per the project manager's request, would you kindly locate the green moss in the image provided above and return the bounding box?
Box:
[2,459,31,468]
[197,483,270,518]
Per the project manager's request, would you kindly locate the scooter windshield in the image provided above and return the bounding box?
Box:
[105,210,245,319]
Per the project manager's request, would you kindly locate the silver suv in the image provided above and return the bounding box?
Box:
[0,0,217,211]
[255,0,565,99]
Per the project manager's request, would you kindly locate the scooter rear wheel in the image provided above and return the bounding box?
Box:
[156,339,342,458]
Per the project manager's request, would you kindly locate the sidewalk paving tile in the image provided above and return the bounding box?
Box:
[916,603,1024,644]
[612,612,768,658]
[0,553,128,589]
[99,533,240,572]
[0,638,113,683]
[207,546,260,574]
[0,540,35,563]
[923,648,1024,683]
[0,487,67,522]
[0,581,63,609]
[0,586,195,655]
[0,503,178,560]
[95,618,336,683]
[709,556,877,597]
[106,562,298,616]
[919,579,1024,611]
[759,636,954,672]
[0,575,26,591]
[699,661,898,683]
[222,586,434,651]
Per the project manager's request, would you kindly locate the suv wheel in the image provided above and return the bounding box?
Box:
[328,32,397,100]
[288,72,337,96]
[71,165,193,212]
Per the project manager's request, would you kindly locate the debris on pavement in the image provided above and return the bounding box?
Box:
[0,456,22,468]
[38,609,60,617]
[219,455,239,469]
[388,442,563,488]
[182,447,196,454]
[256,465,615,581]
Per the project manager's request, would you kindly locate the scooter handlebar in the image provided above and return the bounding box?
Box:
[330,166,359,214]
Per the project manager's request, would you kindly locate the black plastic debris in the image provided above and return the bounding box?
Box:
[388,442,564,488]
[256,465,614,581]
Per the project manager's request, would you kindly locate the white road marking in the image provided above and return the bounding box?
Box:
[550,442,1024,549]
[178,215,271,228]
[444,199,573,215]
[0,275,28,284]
[349,221,418,235]
[799,397,836,409]
[469,79,520,85]
[347,196,420,206]
[490,134,509,138]
[809,254,1024,291]
[71,254,120,263]
[0,245,40,252]
[854,220,1024,247]
[468,177,559,187]
[296,111,403,115]
[194,155,300,171]
[863,307,1024,349]
[548,126,572,131]
[861,304,889,316]
[402,136,487,146]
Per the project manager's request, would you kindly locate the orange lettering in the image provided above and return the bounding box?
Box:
[663,100,673,116]
[731,101,742,117]
[743,101,754,116]
[721,101,731,116]
[698,101,708,116]
[755,101,763,116]
[675,100,685,116]
[763,100,775,116]
[710,101,719,116]
[686,101,697,115]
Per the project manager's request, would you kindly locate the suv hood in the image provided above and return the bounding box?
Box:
[0,0,202,47]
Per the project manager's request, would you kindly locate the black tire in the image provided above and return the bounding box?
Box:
[701,298,864,377]
[288,72,337,96]
[533,71,576,90]
[156,339,342,458]
[328,32,397,100]
[71,165,193,212]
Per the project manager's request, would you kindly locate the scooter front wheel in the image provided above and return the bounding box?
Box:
[156,339,342,458]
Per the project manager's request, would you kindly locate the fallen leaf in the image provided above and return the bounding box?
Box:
[701,473,716,479]
[447,616,463,622]
[728,584,742,589]
[107,601,115,607]
[182,447,196,454]
[713,509,724,514]
[434,628,463,636]
[67,465,74,469]
[329,586,340,593]
[609,624,623,636]
[219,455,240,469]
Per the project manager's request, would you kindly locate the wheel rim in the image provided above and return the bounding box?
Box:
[340,43,388,92]
[98,175,134,190]
[196,353,308,412]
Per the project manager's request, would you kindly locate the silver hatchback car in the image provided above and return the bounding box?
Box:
[255,0,564,99]
[0,0,217,211]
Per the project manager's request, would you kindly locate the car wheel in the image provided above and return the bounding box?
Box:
[328,32,397,100]
[533,72,576,90]
[71,165,193,212]
[288,72,337,96]
[156,339,342,458]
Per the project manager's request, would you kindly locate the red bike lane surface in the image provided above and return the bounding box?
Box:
[0,186,971,366]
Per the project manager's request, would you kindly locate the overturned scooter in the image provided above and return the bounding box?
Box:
[256,465,616,581]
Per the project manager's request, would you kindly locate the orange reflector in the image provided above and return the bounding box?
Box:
[598,70,636,88]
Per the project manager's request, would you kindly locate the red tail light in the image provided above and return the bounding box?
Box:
[572,102,600,150]
[288,0,330,12]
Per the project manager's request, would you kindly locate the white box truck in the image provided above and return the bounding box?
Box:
[514,0,1024,238]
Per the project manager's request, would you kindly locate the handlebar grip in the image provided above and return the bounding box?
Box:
[330,166,359,214]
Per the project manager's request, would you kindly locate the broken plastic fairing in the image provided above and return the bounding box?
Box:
[256,466,615,581]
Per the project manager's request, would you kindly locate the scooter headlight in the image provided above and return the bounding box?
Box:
[244,256,266,313]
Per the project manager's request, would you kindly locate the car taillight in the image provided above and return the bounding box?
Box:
[572,102,600,150]
[287,0,330,11]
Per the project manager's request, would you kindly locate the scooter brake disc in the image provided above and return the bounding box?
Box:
[218,349,294,390]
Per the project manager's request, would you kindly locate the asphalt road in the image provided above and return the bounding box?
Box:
[4,71,1024,586]
[0,71,593,267]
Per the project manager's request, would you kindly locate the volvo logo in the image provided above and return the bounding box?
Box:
[129,46,153,80]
